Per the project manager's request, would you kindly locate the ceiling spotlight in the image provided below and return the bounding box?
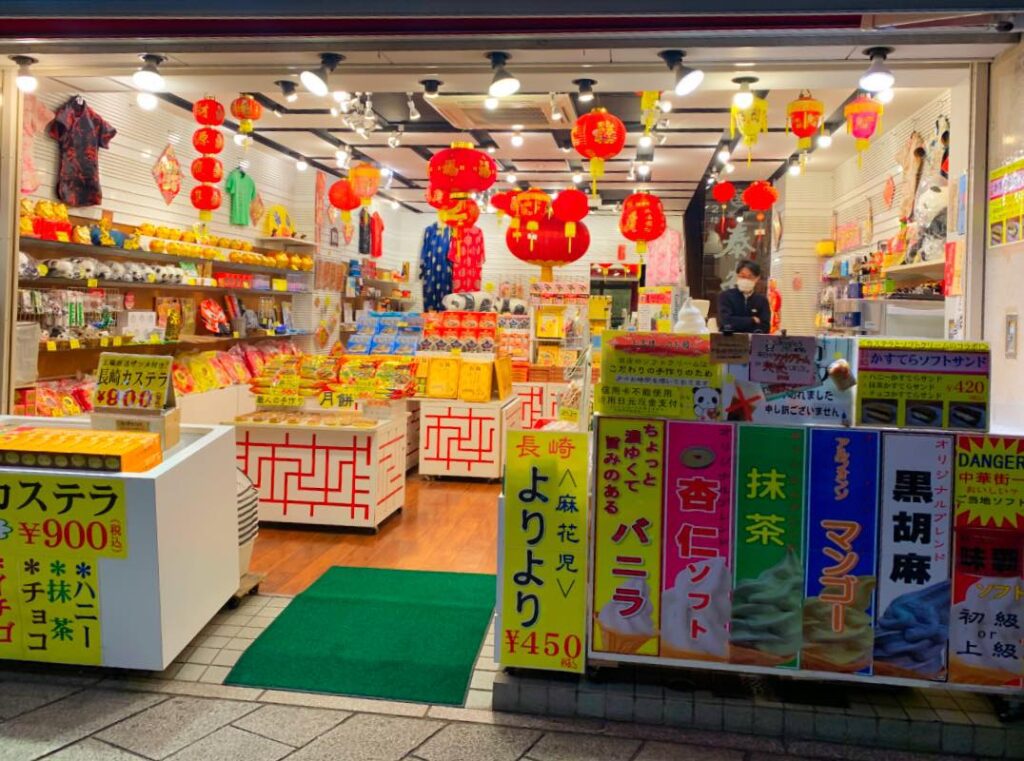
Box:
[551,191,560,201]
[132,54,166,92]
[273,107,283,118]
[573,78,596,103]
[407,93,421,121]
[572,172,584,184]
[659,100,673,114]
[275,79,299,103]
[300,52,344,97]
[387,128,403,148]
[725,162,736,174]
[484,96,500,111]
[486,51,520,98]
[876,88,895,105]
[330,106,340,117]
[788,159,801,177]
[390,199,400,210]
[560,145,571,154]
[732,77,758,110]
[420,79,443,99]
[296,158,309,171]
[636,162,651,178]
[381,167,394,189]
[638,134,654,149]
[486,145,496,154]
[816,132,833,149]
[717,148,731,163]
[335,148,351,169]
[10,55,38,93]
[332,90,351,103]
[233,133,251,147]
[860,47,895,93]
[505,173,517,184]
[658,49,704,97]
[136,92,158,111]
[511,126,524,148]
[549,93,563,122]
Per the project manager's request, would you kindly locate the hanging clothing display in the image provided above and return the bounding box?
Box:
[358,208,371,256]
[419,222,453,312]
[370,212,384,259]
[449,226,485,292]
[644,228,683,286]
[46,96,117,207]
[21,94,54,195]
[225,167,258,226]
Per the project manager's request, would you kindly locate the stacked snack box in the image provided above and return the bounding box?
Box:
[0,426,162,472]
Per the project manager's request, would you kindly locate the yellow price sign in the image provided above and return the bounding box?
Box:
[256,376,305,409]
[112,337,123,347]
[94,353,174,411]
[86,278,99,288]
[99,338,110,348]
[45,341,57,352]
[69,339,81,350]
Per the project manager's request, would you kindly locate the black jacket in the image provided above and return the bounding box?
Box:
[718,287,771,334]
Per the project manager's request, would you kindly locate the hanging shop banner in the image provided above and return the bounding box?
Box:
[95,352,175,411]
[731,426,807,669]
[855,339,990,431]
[660,421,735,662]
[987,158,1024,248]
[748,335,818,387]
[873,432,953,681]
[498,431,589,673]
[802,429,880,674]
[592,417,665,657]
[949,435,1024,687]
[722,337,855,426]
[595,332,722,421]
[0,474,127,665]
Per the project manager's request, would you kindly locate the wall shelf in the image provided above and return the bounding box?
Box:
[255,236,316,251]
[21,277,306,297]
[883,259,945,280]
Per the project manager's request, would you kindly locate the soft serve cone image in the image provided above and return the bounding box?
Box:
[873,580,951,680]
[595,577,657,654]
[801,576,876,673]
[730,549,803,667]
[661,557,731,662]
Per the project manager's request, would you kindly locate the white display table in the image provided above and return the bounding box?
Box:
[179,385,256,425]
[511,381,567,430]
[235,416,406,530]
[0,417,238,670]
[417,396,520,479]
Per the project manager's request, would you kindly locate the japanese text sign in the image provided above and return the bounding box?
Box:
[803,429,879,674]
[954,435,1024,531]
[660,422,734,662]
[0,474,127,665]
[731,426,806,669]
[710,333,751,365]
[596,332,722,421]
[592,417,664,657]
[987,158,1024,248]
[95,353,174,412]
[256,376,305,409]
[856,340,990,431]
[873,433,953,681]
[749,335,817,387]
[499,431,589,673]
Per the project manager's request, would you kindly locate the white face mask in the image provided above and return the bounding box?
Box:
[737,278,756,294]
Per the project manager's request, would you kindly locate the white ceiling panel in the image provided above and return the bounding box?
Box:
[358,147,429,179]
[490,131,566,160]
[259,131,337,156]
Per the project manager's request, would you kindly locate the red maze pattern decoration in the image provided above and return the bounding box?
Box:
[513,383,562,430]
[422,405,500,475]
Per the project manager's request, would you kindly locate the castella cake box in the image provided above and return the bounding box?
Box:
[0,426,163,473]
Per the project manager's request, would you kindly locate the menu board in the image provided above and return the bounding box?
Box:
[988,158,1024,248]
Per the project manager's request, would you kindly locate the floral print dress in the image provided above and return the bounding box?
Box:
[46,97,116,207]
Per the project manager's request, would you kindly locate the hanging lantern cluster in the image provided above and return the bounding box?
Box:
[731,94,768,164]
[230,94,263,135]
[711,180,736,236]
[551,188,589,251]
[741,180,779,238]
[505,193,591,282]
[427,142,497,199]
[571,107,626,197]
[786,90,824,166]
[510,188,551,249]
[440,198,481,258]
[349,162,381,206]
[619,192,667,255]
[844,94,884,167]
[191,96,225,222]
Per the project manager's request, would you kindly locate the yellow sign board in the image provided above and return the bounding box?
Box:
[94,352,174,412]
[494,357,513,401]
[0,474,127,665]
[255,376,305,408]
[499,431,589,673]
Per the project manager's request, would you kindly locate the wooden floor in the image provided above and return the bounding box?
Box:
[250,475,501,596]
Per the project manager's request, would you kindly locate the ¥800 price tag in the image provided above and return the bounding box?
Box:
[94,353,173,412]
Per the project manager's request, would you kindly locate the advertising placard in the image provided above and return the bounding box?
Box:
[873,432,953,680]
[731,426,807,668]
[987,158,1024,248]
[95,353,174,412]
[660,422,735,662]
[749,335,818,387]
[498,431,589,673]
[802,429,880,674]
[856,339,990,431]
[592,417,665,657]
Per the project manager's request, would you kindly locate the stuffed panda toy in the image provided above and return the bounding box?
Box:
[76,258,98,280]
[493,297,528,315]
[93,261,114,281]
[43,258,75,279]
[125,262,147,282]
[442,291,495,312]
[107,262,128,281]
[18,252,40,279]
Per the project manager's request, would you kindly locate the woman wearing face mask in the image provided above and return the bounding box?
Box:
[717,259,771,334]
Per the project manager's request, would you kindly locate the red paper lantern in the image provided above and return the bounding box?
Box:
[711,180,736,206]
[786,90,824,153]
[349,162,381,207]
[328,179,361,226]
[551,188,590,249]
[619,192,666,254]
[191,156,223,184]
[192,97,225,126]
[844,94,884,166]
[427,142,497,196]
[741,180,779,238]
[511,188,550,227]
[425,184,457,212]
[506,216,590,282]
[571,107,627,195]
[190,184,222,222]
[192,127,224,155]
[231,94,263,134]
[489,190,514,216]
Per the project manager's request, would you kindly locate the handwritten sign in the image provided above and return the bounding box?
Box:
[710,333,751,365]
[749,335,817,387]
[94,353,174,412]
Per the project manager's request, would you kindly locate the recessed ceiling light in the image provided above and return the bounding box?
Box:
[300,52,344,97]
[860,47,895,93]
[511,131,524,148]
[420,78,443,99]
[275,79,298,103]
[486,51,520,98]
[132,54,166,92]
[549,93,563,122]
[10,55,38,93]
[390,199,400,210]
[636,162,651,178]
[506,173,517,184]
[639,134,654,149]
[816,132,833,149]
[484,96,500,111]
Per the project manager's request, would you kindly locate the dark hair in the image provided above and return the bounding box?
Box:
[736,259,761,277]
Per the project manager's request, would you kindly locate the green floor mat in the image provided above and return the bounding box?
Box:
[224,567,496,705]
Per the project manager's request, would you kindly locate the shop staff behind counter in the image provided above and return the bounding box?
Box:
[718,259,771,334]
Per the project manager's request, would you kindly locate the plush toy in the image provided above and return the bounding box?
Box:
[18,252,40,279]
[124,262,146,282]
[70,258,98,280]
[94,261,113,281]
[107,261,128,281]
[43,258,75,279]
[907,174,948,263]
[442,291,495,312]
[493,297,528,315]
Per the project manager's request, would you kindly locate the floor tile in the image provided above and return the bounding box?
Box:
[44,738,147,760]
[99,678,264,703]
[247,616,277,629]
[232,704,351,747]
[184,648,219,666]
[260,689,429,717]
[470,671,498,690]
[475,658,500,672]
[417,723,541,761]
[164,726,291,761]
[95,695,259,759]
[0,680,79,720]
[0,689,165,761]
[211,650,242,667]
[465,690,493,710]
[222,638,252,652]
[196,636,230,650]
[198,666,231,684]
[173,664,206,683]
[633,741,745,761]
[287,713,444,761]
[527,731,641,761]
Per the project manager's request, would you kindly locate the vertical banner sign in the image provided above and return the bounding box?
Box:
[873,433,953,680]
[802,429,880,674]
[0,475,127,665]
[592,418,665,657]
[950,435,1024,687]
[731,426,807,669]
[661,422,735,662]
[499,431,589,673]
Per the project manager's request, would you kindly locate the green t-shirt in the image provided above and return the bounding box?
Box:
[225,168,257,226]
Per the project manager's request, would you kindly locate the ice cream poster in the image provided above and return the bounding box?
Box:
[592,417,665,657]
[731,426,807,669]
[660,422,735,663]
[498,431,590,673]
[802,429,880,674]
[949,435,1024,686]
[721,337,855,426]
[873,433,954,681]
